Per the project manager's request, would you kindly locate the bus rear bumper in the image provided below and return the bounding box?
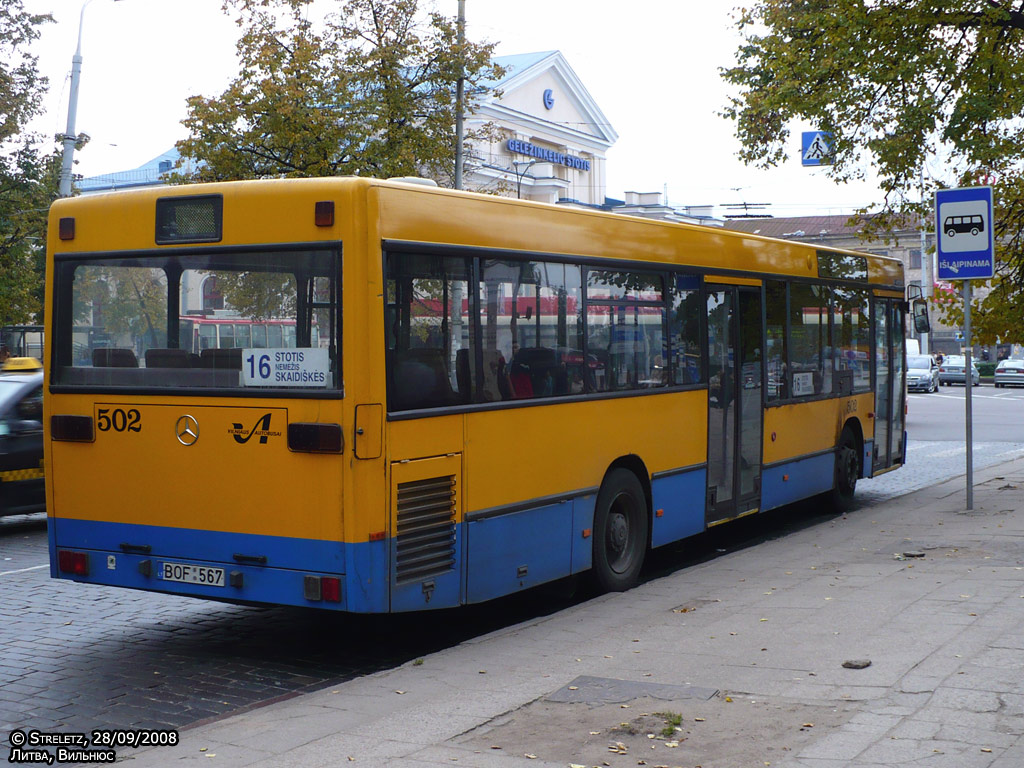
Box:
[48,518,388,613]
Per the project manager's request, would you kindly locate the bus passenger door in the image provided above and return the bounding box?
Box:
[872,298,906,472]
[705,286,763,525]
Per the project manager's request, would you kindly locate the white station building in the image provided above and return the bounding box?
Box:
[80,51,618,208]
[463,50,616,205]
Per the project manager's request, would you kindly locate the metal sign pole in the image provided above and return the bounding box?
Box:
[964,281,974,510]
[936,185,991,512]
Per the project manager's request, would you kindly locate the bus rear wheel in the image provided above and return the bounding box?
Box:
[592,468,649,592]
[830,427,859,510]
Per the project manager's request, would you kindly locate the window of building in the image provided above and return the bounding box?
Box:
[909,249,922,270]
[202,276,224,311]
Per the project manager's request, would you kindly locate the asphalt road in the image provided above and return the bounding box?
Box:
[3,393,1023,737]
[907,382,1024,442]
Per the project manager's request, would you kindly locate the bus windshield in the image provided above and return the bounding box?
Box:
[51,247,340,391]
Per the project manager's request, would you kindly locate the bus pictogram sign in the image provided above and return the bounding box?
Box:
[935,186,994,280]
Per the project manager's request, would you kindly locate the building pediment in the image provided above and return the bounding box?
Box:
[479,51,617,150]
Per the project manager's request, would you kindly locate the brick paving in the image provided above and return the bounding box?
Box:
[0,517,575,735]
[1,439,1020,737]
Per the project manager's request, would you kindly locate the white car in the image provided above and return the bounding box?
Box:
[995,359,1024,388]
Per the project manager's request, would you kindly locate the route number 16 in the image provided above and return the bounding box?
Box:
[246,354,271,380]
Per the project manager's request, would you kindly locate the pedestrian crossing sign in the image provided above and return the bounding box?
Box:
[801,131,834,166]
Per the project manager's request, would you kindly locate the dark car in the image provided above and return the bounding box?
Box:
[0,368,44,516]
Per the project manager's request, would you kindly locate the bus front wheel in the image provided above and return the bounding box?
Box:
[592,468,649,592]
[830,427,859,510]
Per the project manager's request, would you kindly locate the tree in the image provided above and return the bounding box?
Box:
[175,0,503,186]
[0,0,58,326]
[721,1,1024,344]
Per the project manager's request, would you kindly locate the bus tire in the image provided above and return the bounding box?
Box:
[830,427,859,510]
[592,468,649,592]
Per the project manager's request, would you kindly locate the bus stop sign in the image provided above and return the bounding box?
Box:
[935,186,994,280]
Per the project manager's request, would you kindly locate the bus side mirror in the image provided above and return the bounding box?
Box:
[912,299,931,334]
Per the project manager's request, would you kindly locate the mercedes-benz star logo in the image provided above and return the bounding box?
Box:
[175,415,200,446]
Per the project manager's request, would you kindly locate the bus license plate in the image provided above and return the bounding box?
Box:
[160,562,225,587]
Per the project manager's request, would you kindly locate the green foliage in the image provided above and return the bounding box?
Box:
[174,0,503,186]
[0,0,57,325]
[73,266,169,346]
[722,1,1024,343]
[211,270,295,320]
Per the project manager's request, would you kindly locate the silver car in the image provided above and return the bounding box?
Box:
[994,359,1024,388]
[938,355,980,386]
[907,355,939,393]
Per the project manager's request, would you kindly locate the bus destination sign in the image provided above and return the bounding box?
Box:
[242,348,330,387]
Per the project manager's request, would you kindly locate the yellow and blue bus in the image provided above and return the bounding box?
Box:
[45,178,910,612]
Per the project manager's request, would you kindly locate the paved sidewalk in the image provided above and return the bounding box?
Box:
[125,458,1024,767]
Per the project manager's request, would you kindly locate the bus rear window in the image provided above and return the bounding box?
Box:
[52,249,340,392]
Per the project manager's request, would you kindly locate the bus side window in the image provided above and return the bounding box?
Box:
[385,252,472,411]
[390,348,456,410]
[669,274,702,385]
[585,269,665,392]
[198,324,217,350]
[765,280,787,400]
[788,282,828,397]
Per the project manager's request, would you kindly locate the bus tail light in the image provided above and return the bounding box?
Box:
[321,577,341,602]
[288,423,343,453]
[51,415,94,442]
[57,550,89,576]
[303,575,342,603]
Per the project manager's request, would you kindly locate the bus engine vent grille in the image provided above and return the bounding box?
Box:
[395,475,456,584]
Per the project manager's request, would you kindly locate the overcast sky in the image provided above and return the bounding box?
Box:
[27,0,886,217]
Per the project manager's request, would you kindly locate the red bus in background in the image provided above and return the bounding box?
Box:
[178,315,317,354]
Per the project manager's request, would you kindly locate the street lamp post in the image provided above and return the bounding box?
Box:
[513,160,536,199]
[453,0,466,191]
[59,0,122,197]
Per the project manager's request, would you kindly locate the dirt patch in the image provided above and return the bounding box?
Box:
[458,692,852,767]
